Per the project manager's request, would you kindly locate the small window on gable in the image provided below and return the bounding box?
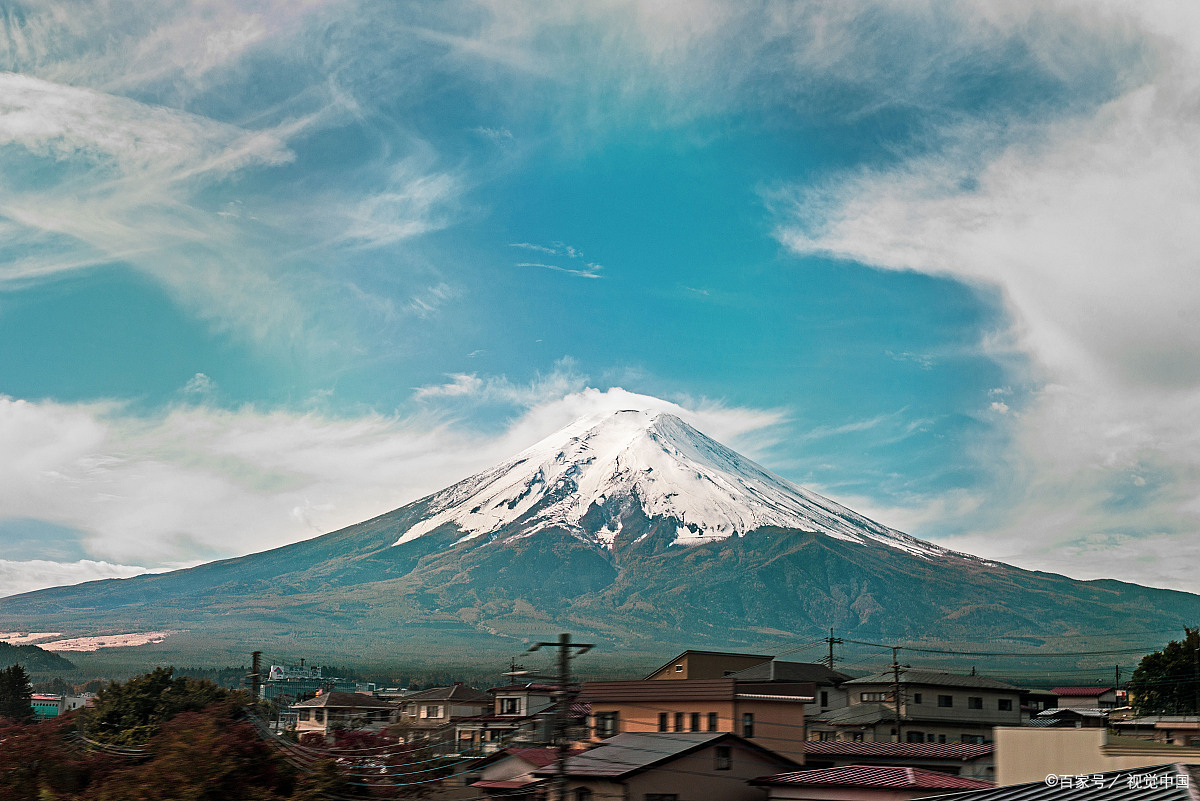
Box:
[674,664,684,673]
[714,745,732,770]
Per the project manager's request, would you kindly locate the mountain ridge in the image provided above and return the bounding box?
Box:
[1,406,1198,665]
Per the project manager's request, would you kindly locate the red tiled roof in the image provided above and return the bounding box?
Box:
[1050,686,1114,696]
[803,741,993,760]
[511,748,560,768]
[755,765,994,789]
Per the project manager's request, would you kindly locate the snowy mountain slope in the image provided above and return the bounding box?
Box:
[393,408,952,558]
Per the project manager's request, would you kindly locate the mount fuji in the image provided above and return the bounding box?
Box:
[2,405,1198,664]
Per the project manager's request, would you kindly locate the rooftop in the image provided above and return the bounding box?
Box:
[399,684,491,704]
[1051,686,1116,696]
[290,692,393,709]
[803,741,994,761]
[844,670,1021,692]
[731,660,853,685]
[534,732,794,778]
[753,765,994,790]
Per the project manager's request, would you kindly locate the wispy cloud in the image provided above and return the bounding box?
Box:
[511,240,604,278]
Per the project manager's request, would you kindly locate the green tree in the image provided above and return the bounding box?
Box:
[0,663,34,723]
[82,666,231,746]
[1130,627,1200,714]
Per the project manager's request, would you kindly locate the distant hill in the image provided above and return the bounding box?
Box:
[0,641,75,672]
[2,408,1199,667]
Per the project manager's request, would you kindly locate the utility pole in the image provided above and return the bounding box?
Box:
[249,651,262,701]
[824,629,843,670]
[891,647,908,743]
[529,633,594,801]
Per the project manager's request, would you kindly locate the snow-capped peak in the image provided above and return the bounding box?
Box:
[392,408,948,558]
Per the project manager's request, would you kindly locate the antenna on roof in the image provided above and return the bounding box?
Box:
[502,656,530,678]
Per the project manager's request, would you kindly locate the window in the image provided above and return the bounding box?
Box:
[820,691,829,707]
[906,731,925,743]
[594,711,619,738]
[674,664,684,673]
[817,731,837,741]
[690,712,700,732]
[645,795,679,801]
[850,732,864,742]
[998,699,1013,711]
[498,697,520,715]
[707,712,719,732]
[658,712,668,732]
[938,695,953,708]
[861,692,891,702]
[421,705,443,719]
[961,734,985,744]
[574,790,592,801]
[968,697,983,710]
[913,693,923,704]
[937,734,947,743]
[298,710,311,721]
[714,745,732,770]
[674,712,684,732]
[315,710,325,723]
[742,713,755,738]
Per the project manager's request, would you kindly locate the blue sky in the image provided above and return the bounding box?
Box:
[2,1,1200,597]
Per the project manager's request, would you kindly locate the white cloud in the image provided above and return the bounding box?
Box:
[0,386,786,594]
[773,2,1200,592]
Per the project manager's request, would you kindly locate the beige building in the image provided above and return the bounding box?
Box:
[581,677,813,762]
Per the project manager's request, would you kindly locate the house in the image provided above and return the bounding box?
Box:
[751,764,993,800]
[290,691,396,738]
[915,763,1200,801]
[31,694,64,721]
[1110,716,1200,747]
[465,746,585,800]
[809,670,1021,744]
[1050,686,1118,710]
[454,683,568,754]
[581,677,814,761]
[801,741,995,781]
[393,683,492,746]
[646,650,774,680]
[731,661,853,717]
[532,731,799,801]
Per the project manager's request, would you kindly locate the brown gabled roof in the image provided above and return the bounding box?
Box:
[642,650,773,680]
[533,732,797,779]
[1050,686,1115,696]
[399,684,491,704]
[291,692,393,709]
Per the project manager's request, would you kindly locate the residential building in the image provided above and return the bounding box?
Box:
[580,677,813,762]
[532,731,798,801]
[465,746,584,800]
[751,764,993,800]
[809,670,1021,744]
[731,661,853,717]
[290,691,395,738]
[260,662,371,703]
[393,683,492,746]
[1111,716,1200,747]
[645,650,774,680]
[454,682,564,754]
[801,741,995,781]
[1050,686,1118,710]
